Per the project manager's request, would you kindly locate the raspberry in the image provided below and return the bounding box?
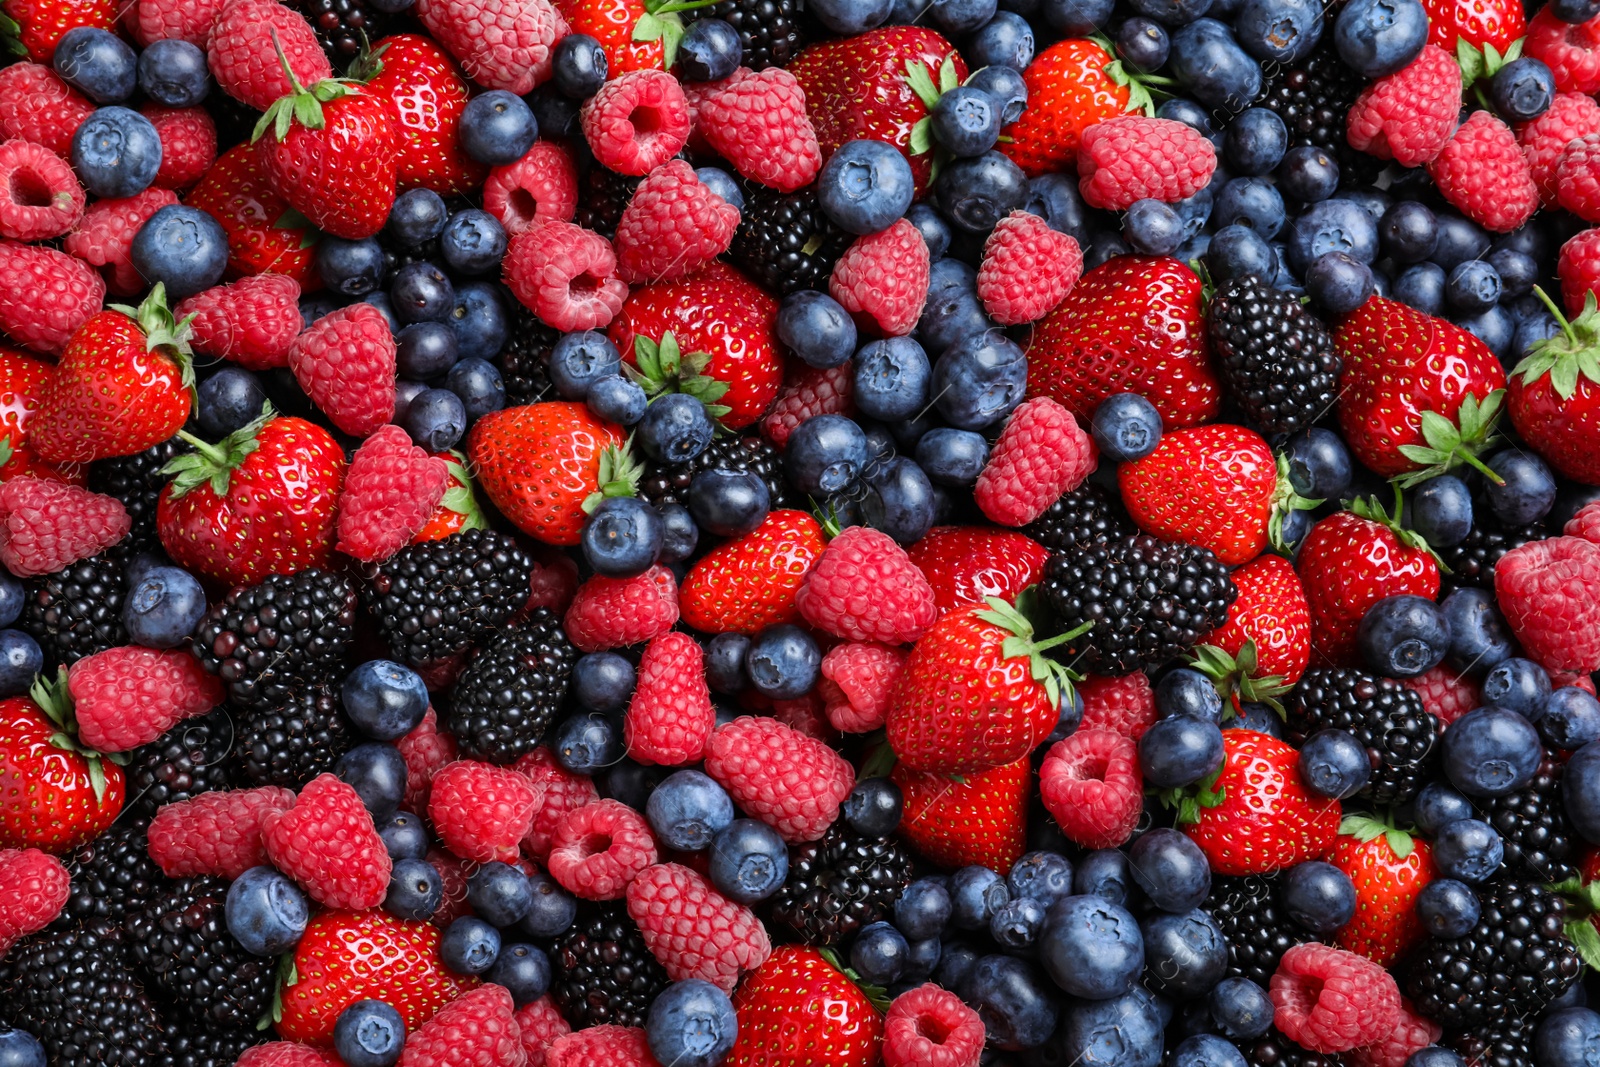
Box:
[0,848,69,955]
[1401,665,1479,728]
[504,220,629,332]
[0,64,95,157]
[397,985,525,1067]
[132,0,226,46]
[1345,46,1461,167]
[1568,501,1600,543]
[336,425,452,562]
[0,477,130,577]
[545,1025,658,1067]
[1560,227,1600,315]
[1519,92,1600,205]
[1269,942,1402,1054]
[175,273,302,371]
[1526,7,1600,95]
[1346,997,1442,1067]
[614,160,741,285]
[882,984,986,1067]
[288,302,398,438]
[526,547,581,615]
[581,70,692,177]
[974,396,1096,527]
[771,693,831,740]
[1426,110,1539,233]
[624,631,715,766]
[564,565,680,653]
[206,0,331,111]
[262,773,392,910]
[414,0,566,95]
[694,67,821,194]
[483,141,579,236]
[547,798,658,899]
[795,525,939,645]
[1076,116,1217,210]
[426,847,475,926]
[976,211,1083,326]
[142,105,216,191]
[819,642,908,733]
[68,646,225,753]
[1038,728,1144,849]
[0,239,106,353]
[703,716,853,844]
[1078,673,1158,739]
[236,1043,342,1067]
[0,140,83,241]
[1554,670,1598,695]
[397,706,458,813]
[1495,535,1600,674]
[515,996,572,1067]
[146,786,297,879]
[1559,134,1600,222]
[429,759,540,863]
[63,188,178,297]
[759,363,853,448]
[515,747,599,859]
[829,218,930,337]
[625,862,772,992]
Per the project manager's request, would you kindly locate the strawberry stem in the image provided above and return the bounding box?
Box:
[1533,284,1579,346]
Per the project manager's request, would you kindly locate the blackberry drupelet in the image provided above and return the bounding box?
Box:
[575,167,642,239]
[289,0,387,65]
[1255,39,1365,157]
[56,820,171,928]
[123,708,240,821]
[86,437,188,554]
[1450,1018,1536,1067]
[1438,519,1545,594]
[127,877,277,1030]
[727,182,854,296]
[767,823,915,947]
[1405,879,1580,1028]
[1040,534,1237,676]
[160,1027,264,1067]
[365,529,535,670]
[446,609,577,763]
[1285,668,1438,806]
[639,434,794,510]
[237,683,355,788]
[496,304,559,407]
[550,905,670,1029]
[1203,876,1307,988]
[1477,753,1577,883]
[1022,482,1132,555]
[192,570,358,714]
[683,0,805,69]
[19,552,129,671]
[205,92,262,152]
[1207,274,1342,438]
[1247,1028,1344,1067]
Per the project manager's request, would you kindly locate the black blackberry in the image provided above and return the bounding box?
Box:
[1284,667,1438,806]
[205,92,262,152]
[1246,1028,1344,1067]
[56,820,171,928]
[86,437,188,553]
[0,921,168,1066]
[160,1027,265,1067]
[1207,274,1342,437]
[1203,876,1307,988]
[123,708,240,821]
[575,167,642,239]
[127,877,277,1030]
[1022,482,1131,555]
[496,304,558,406]
[19,552,129,670]
[767,823,915,947]
[191,569,358,714]
[289,0,388,65]
[639,434,794,510]
[237,683,355,788]
[380,240,441,287]
[550,905,670,1029]
[446,610,577,763]
[1040,534,1237,676]
[727,182,854,295]
[1476,752,1577,883]
[683,0,804,68]
[365,529,535,669]
[1450,1017,1536,1067]
[1405,879,1581,1028]
[1255,38,1366,157]
[1438,519,1545,593]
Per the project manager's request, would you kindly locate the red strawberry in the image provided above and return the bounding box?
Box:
[1330,814,1434,968]
[356,34,487,196]
[1423,0,1524,53]
[0,345,75,483]
[185,144,320,287]
[726,946,883,1067]
[679,509,826,635]
[466,402,623,547]
[1027,255,1221,429]
[411,451,487,544]
[0,671,123,853]
[904,525,1050,616]
[1506,290,1600,485]
[0,0,115,62]
[1198,552,1313,693]
[892,756,1028,874]
[1002,37,1136,177]
[554,0,667,74]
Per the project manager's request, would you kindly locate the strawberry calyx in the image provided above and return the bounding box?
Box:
[973,591,1089,710]
[436,450,487,531]
[815,946,893,1013]
[1457,36,1523,100]
[344,36,390,83]
[1161,761,1227,826]
[1552,869,1600,969]
[858,731,898,781]
[633,0,721,69]
[1190,640,1291,716]
[30,667,122,803]
[164,403,273,500]
[905,54,964,158]
[1339,811,1416,859]
[1348,485,1449,570]
[624,331,732,421]
[581,436,645,514]
[1268,453,1321,554]
[252,31,358,143]
[1390,388,1507,489]
[107,282,197,395]
[1091,34,1175,116]
[259,952,299,1029]
[1514,287,1600,403]
[0,436,13,470]
[0,12,26,58]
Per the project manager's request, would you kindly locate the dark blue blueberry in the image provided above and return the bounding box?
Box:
[688,468,769,538]
[393,380,427,425]
[1023,172,1087,241]
[300,294,341,330]
[53,27,136,103]
[1042,0,1114,33]
[459,90,537,166]
[708,818,789,904]
[968,10,1036,68]
[646,769,734,852]
[1224,109,1289,175]
[376,812,428,862]
[395,322,460,380]
[1333,0,1427,76]
[466,862,534,928]
[1409,474,1473,547]
[1210,977,1274,1040]
[1008,852,1075,906]
[818,139,916,235]
[1394,262,1447,315]
[1412,781,1477,835]
[1123,199,1185,256]
[1204,224,1275,283]
[1357,594,1451,678]
[1277,145,1340,204]
[443,357,506,423]
[1130,828,1211,912]
[1157,97,1215,134]
[1441,705,1543,797]
[932,330,1026,430]
[385,857,443,921]
[1432,818,1504,882]
[861,456,937,544]
[934,150,1029,234]
[1481,657,1551,717]
[637,392,715,463]
[137,38,210,107]
[1173,185,1215,239]
[1174,1033,1249,1067]
[1117,17,1171,72]
[587,375,648,426]
[646,980,737,1067]
[935,940,982,991]
[1140,909,1227,999]
[703,634,748,695]
[657,502,698,564]
[1168,19,1262,110]
[906,202,954,259]
[914,430,987,490]
[991,896,1048,951]
[1073,850,1133,905]
[1279,860,1357,934]
[1039,895,1144,998]
[744,625,820,700]
[1454,305,1516,360]
[1535,1007,1600,1067]
[1286,198,1379,275]
[1336,186,1392,221]
[0,1028,45,1067]
[552,33,607,98]
[1234,0,1321,61]
[960,954,1061,1052]
[318,237,386,296]
[120,565,205,650]
[1431,214,1491,270]
[1416,878,1480,938]
[573,652,635,712]
[917,259,991,357]
[931,0,998,34]
[784,413,868,495]
[1139,714,1225,788]
[677,18,742,81]
[342,660,430,740]
[391,262,455,324]
[1541,687,1600,750]
[778,290,856,369]
[1298,728,1372,799]
[1229,701,1287,737]
[518,873,578,938]
[695,167,742,210]
[811,0,893,32]
[854,337,932,422]
[895,879,953,940]
[335,743,408,819]
[1407,1049,1468,1067]
[1552,0,1600,19]
[1156,668,1223,722]
[131,205,227,299]
[0,629,33,699]
[1055,986,1163,1067]
[334,1000,404,1067]
[1484,449,1556,525]
[1491,57,1556,123]
[525,87,578,139]
[225,866,308,956]
[1128,0,1210,25]
[1565,741,1600,843]
[1442,587,1514,677]
[1381,200,1439,263]
[550,712,622,775]
[1488,248,1538,298]
[951,866,1010,930]
[931,86,1001,158]
[582,496,664,577]
[851,921,910,985]
[1446,260,1502,314]
[1306,252,1374,314]
[0,573,23,629]
[385,188,448,248]
[485,943,550,1006]
[843,777,903,837]
[441,916,500,975]
[440,209,507,277]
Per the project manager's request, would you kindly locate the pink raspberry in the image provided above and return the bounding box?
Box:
[0,140,83,241]
[1346,998,1442,1067]
[1402,665,1479,728]
[1561,227,1600,316]
[976,210,1082,326]
[526,546,580,615]
[703,716,853,844]
[1554,670,1598,695]
[829,218,929,337]
[397,707,457,813]
[504,220,629,332]
[288,302,397,438]
[0,848,69,955]
[882,984,986,1067]
[0,477,130,577]
[426,847,475,926]
[1495,535,1600,673]
[0,64,94,158]
[515,996,572,1067]
[614,160,741,285]
[1568,501,1600,543]
[581,70,691,177]
[515,747,599,859]
[1427,110,1539,233]
[142,105,216,190]
[1345,46,1461,167]
[625,631,715,766]
[564,565,680,653]
[547,798,657,900]
[1076,116,1217,210]
[771,692,831,740]
[483,140,578,236]
[1559,134,1600,222]
[974,397,1096,527]
[396,985,524,1067]
[626,863,771,992]
[206,0,331,111]
[1078,672,1157,739]
[819,642,908,733]
[1519,92,1600,206]
[1526,6,1600,95]
[132,0,227,47]
[795,525,939,645]
[1038,728,1143,849]
[262,773,391,910]
[694,67,821,193]
[413,0,566,96]
[1270,942,1402,1054]
[236,1043,341,1067]
[0,240,104,353]
[760,363,852,448]
[175,273,301,371]
[429,759,539,863]
[63,188,178,297]
[68,646,224,753]
[545,1025,658,1067]
[336,425,452,562]
[146,786,297,879]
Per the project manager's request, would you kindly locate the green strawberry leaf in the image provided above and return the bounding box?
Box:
[1349,485,1450,571]
[167,403,274,500]
[858,732,898,781]
[938,54,960,94]
[1390,390,1506,489]
[0,435,13,472]
[909,116,934,157]
[1457,38,1486,89]
[1567,919,1600,971]
[977,597,1089,710]
[581,438,644,514]
[1514,288,1600,401]
[1268,452,1322,553]
[903,59,943,111]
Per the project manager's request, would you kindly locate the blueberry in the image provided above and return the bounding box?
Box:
[544,330,620,402]
[1455,305,1516,360]
[983,895,1043,951]
[1210,977,1274,1040]
[1039,894,1144,998]
[931,86,1001,158]
[1413,877,1480,939]
[225,865,308,956]
[843,777,903,837]
[687,468,769,539]
[1444,260,1502,314]
[818,139,916,235]
[910,428,983,487]
[1357,594,1451,678]
[778,290,857,369]
[439,209,507,277]
[1141,909,1228,999]
[131,205,228,299]
[1117,17,1171,72]
[1491,57,1555,124]
[848,921,909,985]
[587,375,648,426]
[1129,827,1211,912]
[459,90,537,166]
[785,414,869,495]
[484,943,550,1006]
[1277,145,1340,204]
[1480,657,1551,717]
[1440,705,1543,797]
[708,818,788,904]
[1411,781,1475,836]
[968,10,1036,68]
[1122,199,1184,256]
[905,202,955,260]
[385,188,448,248]
[692,167,742,213]
[317,237,386,296]
[342,660,430,740]
[1306,252,1375,314]
[552,33,607,98]
[1042,0,1114,33]
[120,565,204,652]
[1173,1033,1249,1067]
[1408,475,1473,548]
[1541,687,1600,750]
[1073,850,1134,905]
[335,743,408,819]
[657,502,698,564]
[572,652,635,713]
[53,27,136,103]
[917,258,991,357]
[1488,248,1537,299]
[1432,818,1504,882]
[461,862,533,929]
[1234,0,1322,61]
[1204,225,1276,283]
[861,455,937,544]
[934,150,1029,234]
[960,954,1061,1052]
[935,940,982,991]
[640,980,736,1067]
[518,873,578,938]
[1156,668,1223,722]
[1381,201,1439,263]
[393,380,429,427]
[550,712,622,775]
[441,916,500,975]
[1022,172,1087,240]
[1483,449,1556,526]
[137,38,210,108]
[394,322,459,381]
[0,1029,45,1067]
[390,262,455,324]
[932,329,1026,430]
[364,293,402,334]
[1536,1008,1600,1067]
[950,865,1010,931]
[334,1000,405,1067]
[999,853,1069,910]
[1224,108,1289,174]
[444,357,506,423]
[645,769,734,852]
[1054,985,1163,1067]
[1408,1050,1468,1067]
[1286,198,1379,275]
[376,811,428,862]
[0,573,23,629]
[694,635,745,698]
[1157,97,1215,134]
[1431,214,1491,270]
[810,0,894,32]
[638,392,715,463]
[744,625,820,700]
[1277,860,1356,934]
[1551,0,1600,18]
[1168,19,1262,111]
[1441,588,1514,677]
[853,336,932,422]
[581,496,664,577]
[1297,728,1372,799]
[1395,262,1447,315]
[1213,179,1286,238]
[1139,714,1225,788]
[385,856,443,921]
[677,18,742,82]
[895,878,953,940]
[1334,0,1427,76]
[0,629,33,700]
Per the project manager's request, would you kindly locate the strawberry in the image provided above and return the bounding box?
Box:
[1334,296,1508,483]
[788,25,967,197]
[555,0,699,74]
[466,401,624,547]
[355,35,487,197]
[1180,729,1342,876]
[1423,0,1524,54]
[0,345,75,483]
[1198,552,1312,695]
[0,0,115,62]
[904,525,1050,616]
[679,509,826,635]
[727,946,883,1067]
[1002,37,1137,177]
[1027,255,1221,429]
[892,755,1029,874]
[157,407,346,587]
[186,144,320,288]
[1506,289,1600,485]
[0,671,123,853]
[412,450,487,543]
[1330,814,1434,968]
[30,284,195,466]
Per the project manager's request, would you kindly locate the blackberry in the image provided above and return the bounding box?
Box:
[123,708,240,821]
[1246,1029,1344,1067]
[550,905,670,1029]
[1284,668,1438,806]
[127,877,277,1030]
[639,434,794,510]
[767,823,915,947]
[56,821,171,928]
[1438,519,1545,593]
[86,437,187,554]
[575,167,642,239]
[1022,482,1131,555]
[1207,274,1342,438]
[160,1027,264,1067]
[19,552,129,670]
[1405,879,1581,1028]
[380,239,441,287]
[1040,534,1237,676]
[289,0,387,65]
[1203,876,1307,988]
[727,182,854,295]
[0,921,168,1066]
[1255,38,1365,156]
[237,683,355,788]
[205,91,261,152]
[1477,752,1577,883]
[192,569,357,714]
[366,528,535,670]
[496,304,558,407]
[446,610,577,764]
[683,0,805,69]
[1450,1018,1535,1067]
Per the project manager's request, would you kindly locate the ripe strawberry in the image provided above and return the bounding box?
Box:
[1002,37,1135,177]
[1334,296,1507,481]
[1330,814,1434,968]
[1199,553,1312,691]
[1181,729,1342,876]
[0,345,74,483]
[904,525,1050,616]
[466,401,623,546]
[357,34,487,196]
[1506,290,1600,485]
[679,509,826,635]
[1027,255,1221,429]
[0,0,115,62]
[185,144,319,287]
[0,672,123,853]
[555,0,665,74]
[727,946,883,1067]
[892,756,1028,874]
[1424,0,1523,53]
